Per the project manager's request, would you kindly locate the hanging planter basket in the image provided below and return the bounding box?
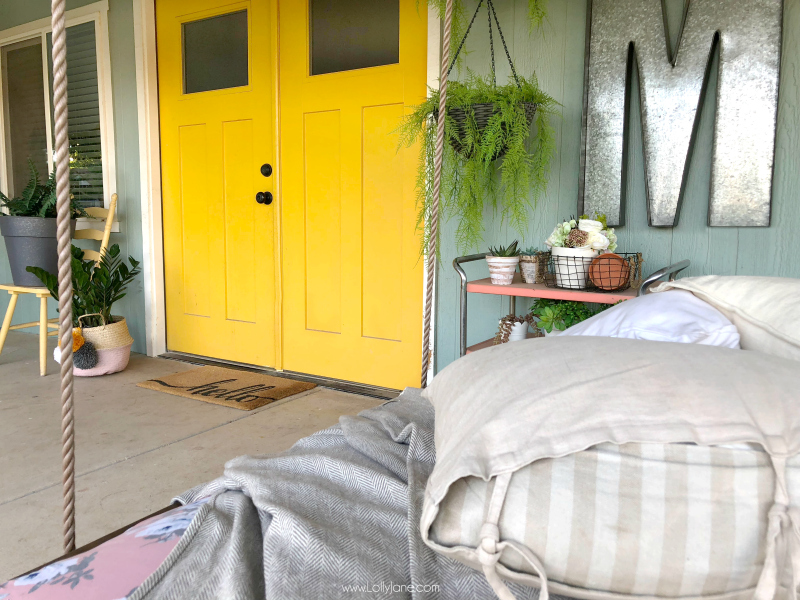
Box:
[435,102,538,158]
[433,0,538,159]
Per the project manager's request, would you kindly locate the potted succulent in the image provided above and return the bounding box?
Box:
[27,244,141,376]
[530,299,598,336]
[519,246,541,284]
[493,313,535,345]
[486,240,521,285]
[0,162,86,287]
[545,214,618,289]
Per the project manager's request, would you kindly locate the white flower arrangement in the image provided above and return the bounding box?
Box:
[545,214,617,252]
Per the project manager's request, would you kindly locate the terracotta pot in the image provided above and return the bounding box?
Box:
[519,256,539,284]
[589,253,631,291]
[486,255,519,286]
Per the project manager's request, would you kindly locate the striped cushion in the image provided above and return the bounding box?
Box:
[430,442,794,596]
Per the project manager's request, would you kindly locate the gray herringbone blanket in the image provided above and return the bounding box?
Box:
[131,389,541,600]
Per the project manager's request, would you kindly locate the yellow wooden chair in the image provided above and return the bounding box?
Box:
[0,193,118,376]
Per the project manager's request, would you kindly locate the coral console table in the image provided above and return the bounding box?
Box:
[453,254,690,357]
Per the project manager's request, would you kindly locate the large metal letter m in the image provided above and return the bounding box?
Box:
[580,0,783,227]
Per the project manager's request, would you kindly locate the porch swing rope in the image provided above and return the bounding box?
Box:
[421,0,455,387]
[51,0,77,553]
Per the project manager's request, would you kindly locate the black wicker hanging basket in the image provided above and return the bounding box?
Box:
[432,0,537,159]
[434,101,538,158]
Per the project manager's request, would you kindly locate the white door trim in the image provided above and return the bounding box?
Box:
[132,0,166,357]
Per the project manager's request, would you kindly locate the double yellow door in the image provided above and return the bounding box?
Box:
[157,0,426,389]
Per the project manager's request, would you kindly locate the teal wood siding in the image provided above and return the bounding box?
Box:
[435,0,800,372]
[0,0,147,354]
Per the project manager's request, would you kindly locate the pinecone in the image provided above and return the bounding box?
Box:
[566,229,589,248]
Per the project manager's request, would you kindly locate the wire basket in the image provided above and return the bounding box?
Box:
[541,251,644,292]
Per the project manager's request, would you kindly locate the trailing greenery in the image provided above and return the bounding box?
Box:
[27,244,141,328]
[399,72,557,255]
[424,0,549,56]
[488,240,521,257]
[0,161,86,219]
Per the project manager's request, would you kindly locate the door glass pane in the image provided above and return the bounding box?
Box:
[310,0,399,75]
[183,10,248,94]
[47,22,104,207]
[1,39,49,197]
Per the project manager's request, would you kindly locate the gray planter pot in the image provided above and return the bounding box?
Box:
[0,216,76,287]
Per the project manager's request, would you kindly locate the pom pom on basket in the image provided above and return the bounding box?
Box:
[54,313,134,376]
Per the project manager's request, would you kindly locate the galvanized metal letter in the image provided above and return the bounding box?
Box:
[580,0,783,227]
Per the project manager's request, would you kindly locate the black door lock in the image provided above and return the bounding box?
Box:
[260,164,273,177]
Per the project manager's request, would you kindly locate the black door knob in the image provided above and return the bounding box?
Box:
[260,164,273,177]
[256,191,273,205]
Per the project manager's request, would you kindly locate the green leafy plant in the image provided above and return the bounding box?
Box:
[521,246,540,256]
[399,72,558,255]
[488,240,521,257]
[0,160,86,219]
[530,298,597,333]
[27,244,141,328]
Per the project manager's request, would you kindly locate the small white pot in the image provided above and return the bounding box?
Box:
[550,246,598,289]
[486,255,520,286]
[508,321,529,342]
[543,327,561,337]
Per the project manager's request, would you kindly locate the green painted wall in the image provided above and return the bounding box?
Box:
[434,0,800,372]
[0,0,147,355]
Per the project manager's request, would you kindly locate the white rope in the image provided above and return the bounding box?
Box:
[421,0,455,387]
[51,0,76,554]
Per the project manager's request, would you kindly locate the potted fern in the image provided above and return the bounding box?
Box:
[486,240,521,285]
[28,244,141,376]
[398,0,557,255]
[0,162,85,287]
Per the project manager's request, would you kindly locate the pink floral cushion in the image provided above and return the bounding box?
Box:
[0,500,205,600]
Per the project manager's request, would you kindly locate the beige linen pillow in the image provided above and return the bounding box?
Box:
[653,275,800,361]
[421,337,800,600]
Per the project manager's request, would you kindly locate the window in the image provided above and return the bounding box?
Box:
[0,9,113,209]
[183,10,249,94]
[310,0,399,76]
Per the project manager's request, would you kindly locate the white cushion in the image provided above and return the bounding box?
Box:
[558,289,740,348]
[421,337,800,600]
[654,275,800,361]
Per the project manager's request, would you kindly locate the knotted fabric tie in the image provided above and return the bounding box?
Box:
[755,456,800,600]
[478,472,550,600]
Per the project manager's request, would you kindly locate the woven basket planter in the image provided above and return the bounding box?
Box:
[519,255,539,284]
[435,102,537,159]
[55,316,134,377]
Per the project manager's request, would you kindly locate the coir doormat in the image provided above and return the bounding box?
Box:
[137,366,316,411]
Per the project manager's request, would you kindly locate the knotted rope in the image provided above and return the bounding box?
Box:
[51,0,76,553]
[421,0,455,387]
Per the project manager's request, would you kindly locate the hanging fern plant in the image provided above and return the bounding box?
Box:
[399,0,558,254]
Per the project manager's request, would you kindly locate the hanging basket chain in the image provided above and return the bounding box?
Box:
[445,0,521,88]
[488,0,521,87]
[487,0,495,86]
[51,0,76,554]
[446,0,485,79]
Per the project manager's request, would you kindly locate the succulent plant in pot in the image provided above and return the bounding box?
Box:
[493,313,536,345]
[0,161,86,287]
[486,240,521,286]
[27,244,141,376]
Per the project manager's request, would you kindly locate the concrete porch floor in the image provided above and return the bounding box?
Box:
[0,331,385,582]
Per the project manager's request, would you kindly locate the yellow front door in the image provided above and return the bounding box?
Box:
[279,0,427,389]
[157,0,278,366]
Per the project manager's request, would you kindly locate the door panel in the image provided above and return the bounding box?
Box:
[158,0,276,366]
[280,0,426,388]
